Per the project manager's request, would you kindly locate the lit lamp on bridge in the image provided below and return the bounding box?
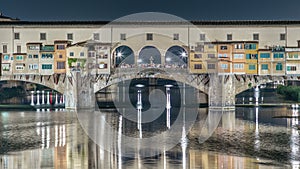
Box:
[165,84,173,129]
[136,84,144,138]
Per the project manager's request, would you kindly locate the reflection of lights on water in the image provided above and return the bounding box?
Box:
[136,84,144,138]
[46,126,50,149]
[41,126,45,149]
[291,109,299,168]
[164,150,167,169]
[55,125,58,147]
[118,116,123,169]
[254,107,260,151]
[165,84,173,129]
[181,125,188,169]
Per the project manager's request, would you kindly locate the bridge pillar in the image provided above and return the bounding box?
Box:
[208,74,235,109]
[64,72,95,110]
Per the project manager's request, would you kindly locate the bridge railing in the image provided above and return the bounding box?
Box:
[112,66,189,77]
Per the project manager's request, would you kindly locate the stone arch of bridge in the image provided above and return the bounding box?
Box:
[0,75,65,94]
[93,70,207,94]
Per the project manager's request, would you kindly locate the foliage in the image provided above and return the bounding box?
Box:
[68,58,77,67]
[276,85,300,101]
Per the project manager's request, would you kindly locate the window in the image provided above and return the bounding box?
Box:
[195,45,204,52]
[287,66,297,71]
[59,54,63,59]
[28,54,32,58]
[14,33,20,40]
[261,64,268,70]
[3,55,10,61]
[221,64,228,69]
[208,63,215,69]
[253,33,259,40]
[2,64,10,71]
[57,62,65,69]
[208,54,215,58]
[11,56,13,60]
[17,45,21,53]
[42,64,52,69]
[33,54,38,59]
[88,51,95,57]
[120,33,126,40]
[67,33,73,40]
[246,54,257,59]
[218,54,228,58]
[99,63,108,69]
[194,54,202,59]
[260,53,270,58]
[3,45,7,53]
[276,63,282,70]
[40,33,46,40]
[200,34,205,41]
[220,46,227,50]
[173,33,179,40]
[227,34,232,40]
[233,54,244,59]
[80,52,84,57]
[245,44,257,50]
[93,33,100,41]
[41,53,53,59]
[249,64,256,70]
[280,33,286,41]
[273,53,284,58]
[234,44,243,49]
[234,63,244,69]
[16,55,23,60]
[15,64,24,70]
[57,45,65,50]
[28,45,39,50]
[28,64,38,70]
[70,52,74,57]
[208,44,214,48]
[194,64,202,69]
[146,33,153,40]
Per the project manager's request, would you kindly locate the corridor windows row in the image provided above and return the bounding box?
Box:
[11,32,288,42]
[193,63,217,70]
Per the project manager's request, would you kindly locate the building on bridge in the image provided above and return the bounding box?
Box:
[2,17,300,84]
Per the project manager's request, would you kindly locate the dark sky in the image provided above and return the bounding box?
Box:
[1,0,300,21]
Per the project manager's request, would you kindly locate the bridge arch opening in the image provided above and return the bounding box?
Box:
[165,46,188,68]
[0,80,64,105]
[138,46,161,67]
[113,45,135,67]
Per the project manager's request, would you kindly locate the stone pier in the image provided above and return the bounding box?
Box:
[208,74,235,110]
[64,72,95,110]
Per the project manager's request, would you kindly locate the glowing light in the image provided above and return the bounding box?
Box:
[166,57,171,62]
[117,52,122,57]
[137,59,143,63]
[181,52,187,57]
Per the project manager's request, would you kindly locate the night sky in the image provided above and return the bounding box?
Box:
[1,0,300,21]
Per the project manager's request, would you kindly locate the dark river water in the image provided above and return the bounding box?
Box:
[0,88,300,169]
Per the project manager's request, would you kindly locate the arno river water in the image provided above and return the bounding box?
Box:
[0,88,299,169]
